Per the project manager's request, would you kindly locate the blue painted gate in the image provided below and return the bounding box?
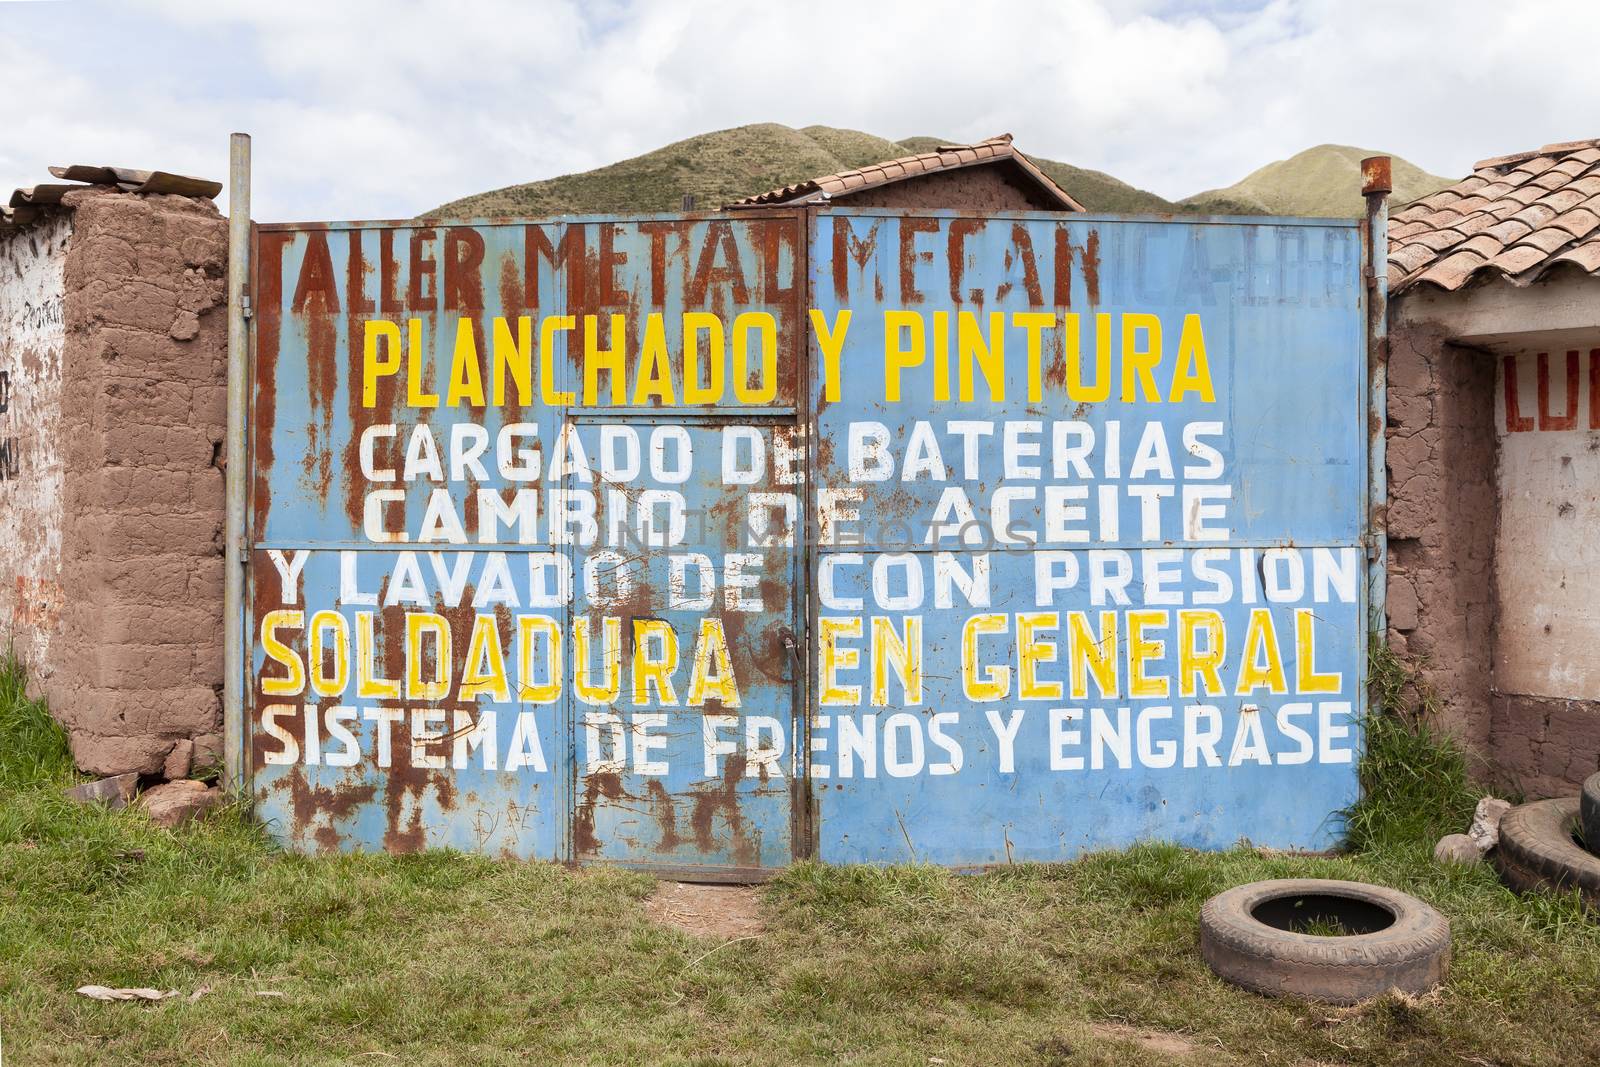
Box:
[246,208,1367,875]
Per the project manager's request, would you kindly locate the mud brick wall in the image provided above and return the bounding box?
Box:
[26,188,228,778]
[1385,319,1498,758]
[1388,311,1600,797]
[1490,694,1600,799]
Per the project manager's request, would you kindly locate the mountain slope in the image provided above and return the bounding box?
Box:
[425,123,1180,218]
[1180,144,1452,218]
[428,123,842,218]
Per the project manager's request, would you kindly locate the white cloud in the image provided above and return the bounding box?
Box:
[2,0,1597,220]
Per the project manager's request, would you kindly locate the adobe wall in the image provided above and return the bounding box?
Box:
[838,163,1061,211]
[0,211,72,672]
[1385,318,1498,756]
[1390,274,1600,797]
[6,187,229,779]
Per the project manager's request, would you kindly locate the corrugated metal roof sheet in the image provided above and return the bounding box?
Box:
[727,134,1086,212]
[1388,138,1600,293]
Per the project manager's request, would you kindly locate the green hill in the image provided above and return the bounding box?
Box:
[425,123,1181,218]
[1180,144,1452,218]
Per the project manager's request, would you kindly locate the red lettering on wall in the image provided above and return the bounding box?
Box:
[1537,351,1580,431]
[1504,354,1533,432]
[1590,349,1600,429]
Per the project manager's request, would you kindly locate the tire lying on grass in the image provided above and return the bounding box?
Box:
[1494,797,1600,906]
[1581,774,1600,857]
[1199,879,1450,1004]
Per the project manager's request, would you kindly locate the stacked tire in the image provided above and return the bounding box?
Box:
[1492,772,1600,906]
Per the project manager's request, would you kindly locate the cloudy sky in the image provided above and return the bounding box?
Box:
[0,0,1594,221]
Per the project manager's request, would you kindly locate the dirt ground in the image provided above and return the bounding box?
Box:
[643,881,767,939]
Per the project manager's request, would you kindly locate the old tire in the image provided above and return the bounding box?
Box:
[1581,774,1600,856]
[1199,879,1449,1004]
[1494,797,1600,905]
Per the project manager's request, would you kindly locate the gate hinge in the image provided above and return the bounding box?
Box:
[241,291,253,321]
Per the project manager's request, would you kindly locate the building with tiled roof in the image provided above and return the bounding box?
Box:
[1387,139,1600,292]
[729,134,1085,213]
[1384,138,1600,802]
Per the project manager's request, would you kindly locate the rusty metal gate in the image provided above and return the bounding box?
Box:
[246,208,1369,875]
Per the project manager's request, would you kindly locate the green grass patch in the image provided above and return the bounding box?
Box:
[2,651,1597,1065]
[1343,643,1481,853]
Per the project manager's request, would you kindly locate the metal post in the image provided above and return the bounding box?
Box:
[1362,156,1391,646]
[223,133,251,791]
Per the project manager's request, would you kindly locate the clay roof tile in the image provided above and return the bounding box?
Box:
[1390,242,1441,274]
[1474,149,1541,170]
[1509,202,1561,229]
[1409,228,1466,252]
[1510,155,1559,178]
[1535,187,1588,214]
[1487,244,1551,275]
[1516,226,1578,255]
[1452,212,1499,237]
[1552,207,1600,239]
[1485,217,1534,244]
[1566,174,1600,198]
[1415,248,1488,290]
[1417,188,1462,211]
[1455,233,1505,259]
[1550,241,1600,272]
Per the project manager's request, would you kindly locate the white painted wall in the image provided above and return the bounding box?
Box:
[0,212,70,674]
[1495,341,1600,699]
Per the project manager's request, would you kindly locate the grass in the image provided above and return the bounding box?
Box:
[3,651,1599,1065]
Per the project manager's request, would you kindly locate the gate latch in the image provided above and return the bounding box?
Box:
[779,627,803,673]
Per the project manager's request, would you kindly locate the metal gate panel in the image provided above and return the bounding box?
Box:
[804,210,1367,865]
[247,205,1368,871]
[563,418,801,876]
[248,213,806,870]
[553,215,805,876]
[248,220,573,856]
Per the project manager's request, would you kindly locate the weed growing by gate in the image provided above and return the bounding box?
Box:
[1342,643,1480,853]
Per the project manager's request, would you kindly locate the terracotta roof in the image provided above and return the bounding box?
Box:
[1387,138,1600,293]
[0,164,221,231]
[728,134,1086,212]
